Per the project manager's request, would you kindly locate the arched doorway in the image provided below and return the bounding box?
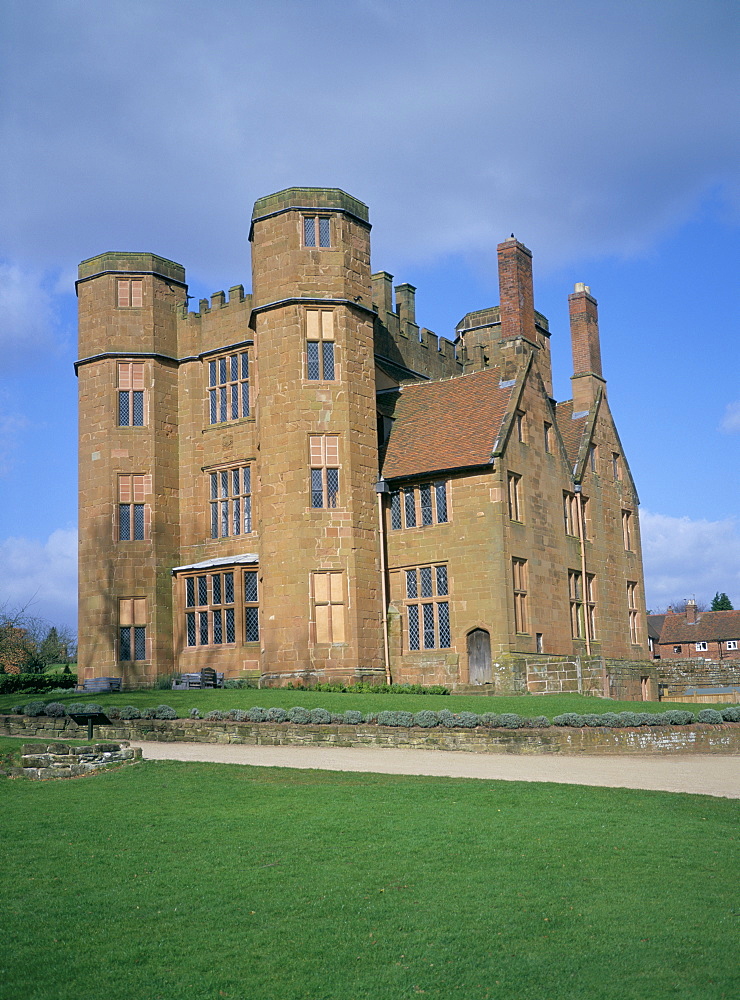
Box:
[467,629,492,684]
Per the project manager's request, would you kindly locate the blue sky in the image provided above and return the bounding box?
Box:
[1,0,738,630]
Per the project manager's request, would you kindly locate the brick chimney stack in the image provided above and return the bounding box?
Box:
[497,237,536,343]
[569,282,606,412]
[685,599,698,625]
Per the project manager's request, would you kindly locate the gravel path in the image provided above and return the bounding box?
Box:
[131,741,740,799]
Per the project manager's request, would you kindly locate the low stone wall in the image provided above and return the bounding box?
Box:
[657,659,740,703]
[1,715,738,755]
[3,741,142,780]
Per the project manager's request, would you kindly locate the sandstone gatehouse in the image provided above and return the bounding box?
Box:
[76,187,649,690]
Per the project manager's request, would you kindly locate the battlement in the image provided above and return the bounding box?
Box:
[78,252,186,285]
[251,187,370,227]
[186,284,247,318]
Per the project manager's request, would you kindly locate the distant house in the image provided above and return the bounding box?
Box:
[648,601,740,661]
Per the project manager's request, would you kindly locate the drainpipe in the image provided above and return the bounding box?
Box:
[375,479,392,685]
[575,485,591,656]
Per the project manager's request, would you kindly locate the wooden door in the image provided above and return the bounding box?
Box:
[467,629,492,684]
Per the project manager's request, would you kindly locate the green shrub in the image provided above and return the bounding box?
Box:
[480,713,503,728]
[142,708,157,719]
[0,673,77,695]
[363,712,378,724]
[155,674,177,690]
[119,705,141,720]
[310,681,450,696]
[582,714,604,727]
[498,713,523,729]
[204,710,224,721]
[309,708,332,724]
[224,677,257,689]
[66,703,86,715]
[43,702,67,717]
[265,707,288,723]
[155,705,177,720]
[438,709,456,728]
[413,710,439,728]
[598,712,619,727]
[662,710,694,725]
[189,708,201,719]
[553,713,585,727]
[343,710,363,725]
[523,715,551,728]
[377,710,414,727]
[697,709,724,724]
[106,706,121,720]
[330,713,344,724]
[23,701,47,717]
[721,707,740,722]
[454,711,480,728]
[83,703,104,715]
[288,707,310,724]
[11,704,24,715]
[615,712,640,727]
[246,707,267,722]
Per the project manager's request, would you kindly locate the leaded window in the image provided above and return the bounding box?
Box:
[118,362,145,427]
[389,481,449,530]
[306,309,336,381]
[118,474,150,541]
[119,597,146,661]
[309,435,340,508]
[404,565,451,651]
[184,570,237,647]
[208,351,250,424]
[303,215,331,248]
[209,464,253,539]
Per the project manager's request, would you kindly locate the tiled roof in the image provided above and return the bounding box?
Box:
[659,609,740,644]
[647,614,666,641]
[555,400,588,468]
[381,368,513,480]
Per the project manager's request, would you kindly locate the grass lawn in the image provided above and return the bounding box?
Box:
[1,757,738,1000]
[0,688,724,720]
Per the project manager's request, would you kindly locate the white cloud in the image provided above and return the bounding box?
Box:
[640,510,740,611]
[0,529,78,630]
[0,262,68,365]
[1,1,737,285]
[720,401,740,433]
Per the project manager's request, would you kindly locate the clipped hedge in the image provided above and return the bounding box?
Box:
[0,673,77,695]
[7,700,737,731]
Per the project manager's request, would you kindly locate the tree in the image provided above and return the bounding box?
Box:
[711,592,734,611]
[0,603,77,674]
[663,599,708,614]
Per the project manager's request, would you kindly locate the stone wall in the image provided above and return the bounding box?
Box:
[2,715,737,756]
[657,659,740,703]
[3,741,141,780]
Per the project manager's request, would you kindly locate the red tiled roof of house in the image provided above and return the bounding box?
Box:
[659,609,740,644]
[381,368,514,479]
[555,400,588,468]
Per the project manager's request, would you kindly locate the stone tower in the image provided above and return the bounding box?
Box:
[249,188,384,681]
[76,253,186,685]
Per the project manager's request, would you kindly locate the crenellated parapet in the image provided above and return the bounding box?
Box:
[372,272,460,381]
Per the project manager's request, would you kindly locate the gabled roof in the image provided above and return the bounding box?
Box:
[555,400,589,469]
[647,614,666,641]
[381,368,514,480]
[658,609,740,644]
